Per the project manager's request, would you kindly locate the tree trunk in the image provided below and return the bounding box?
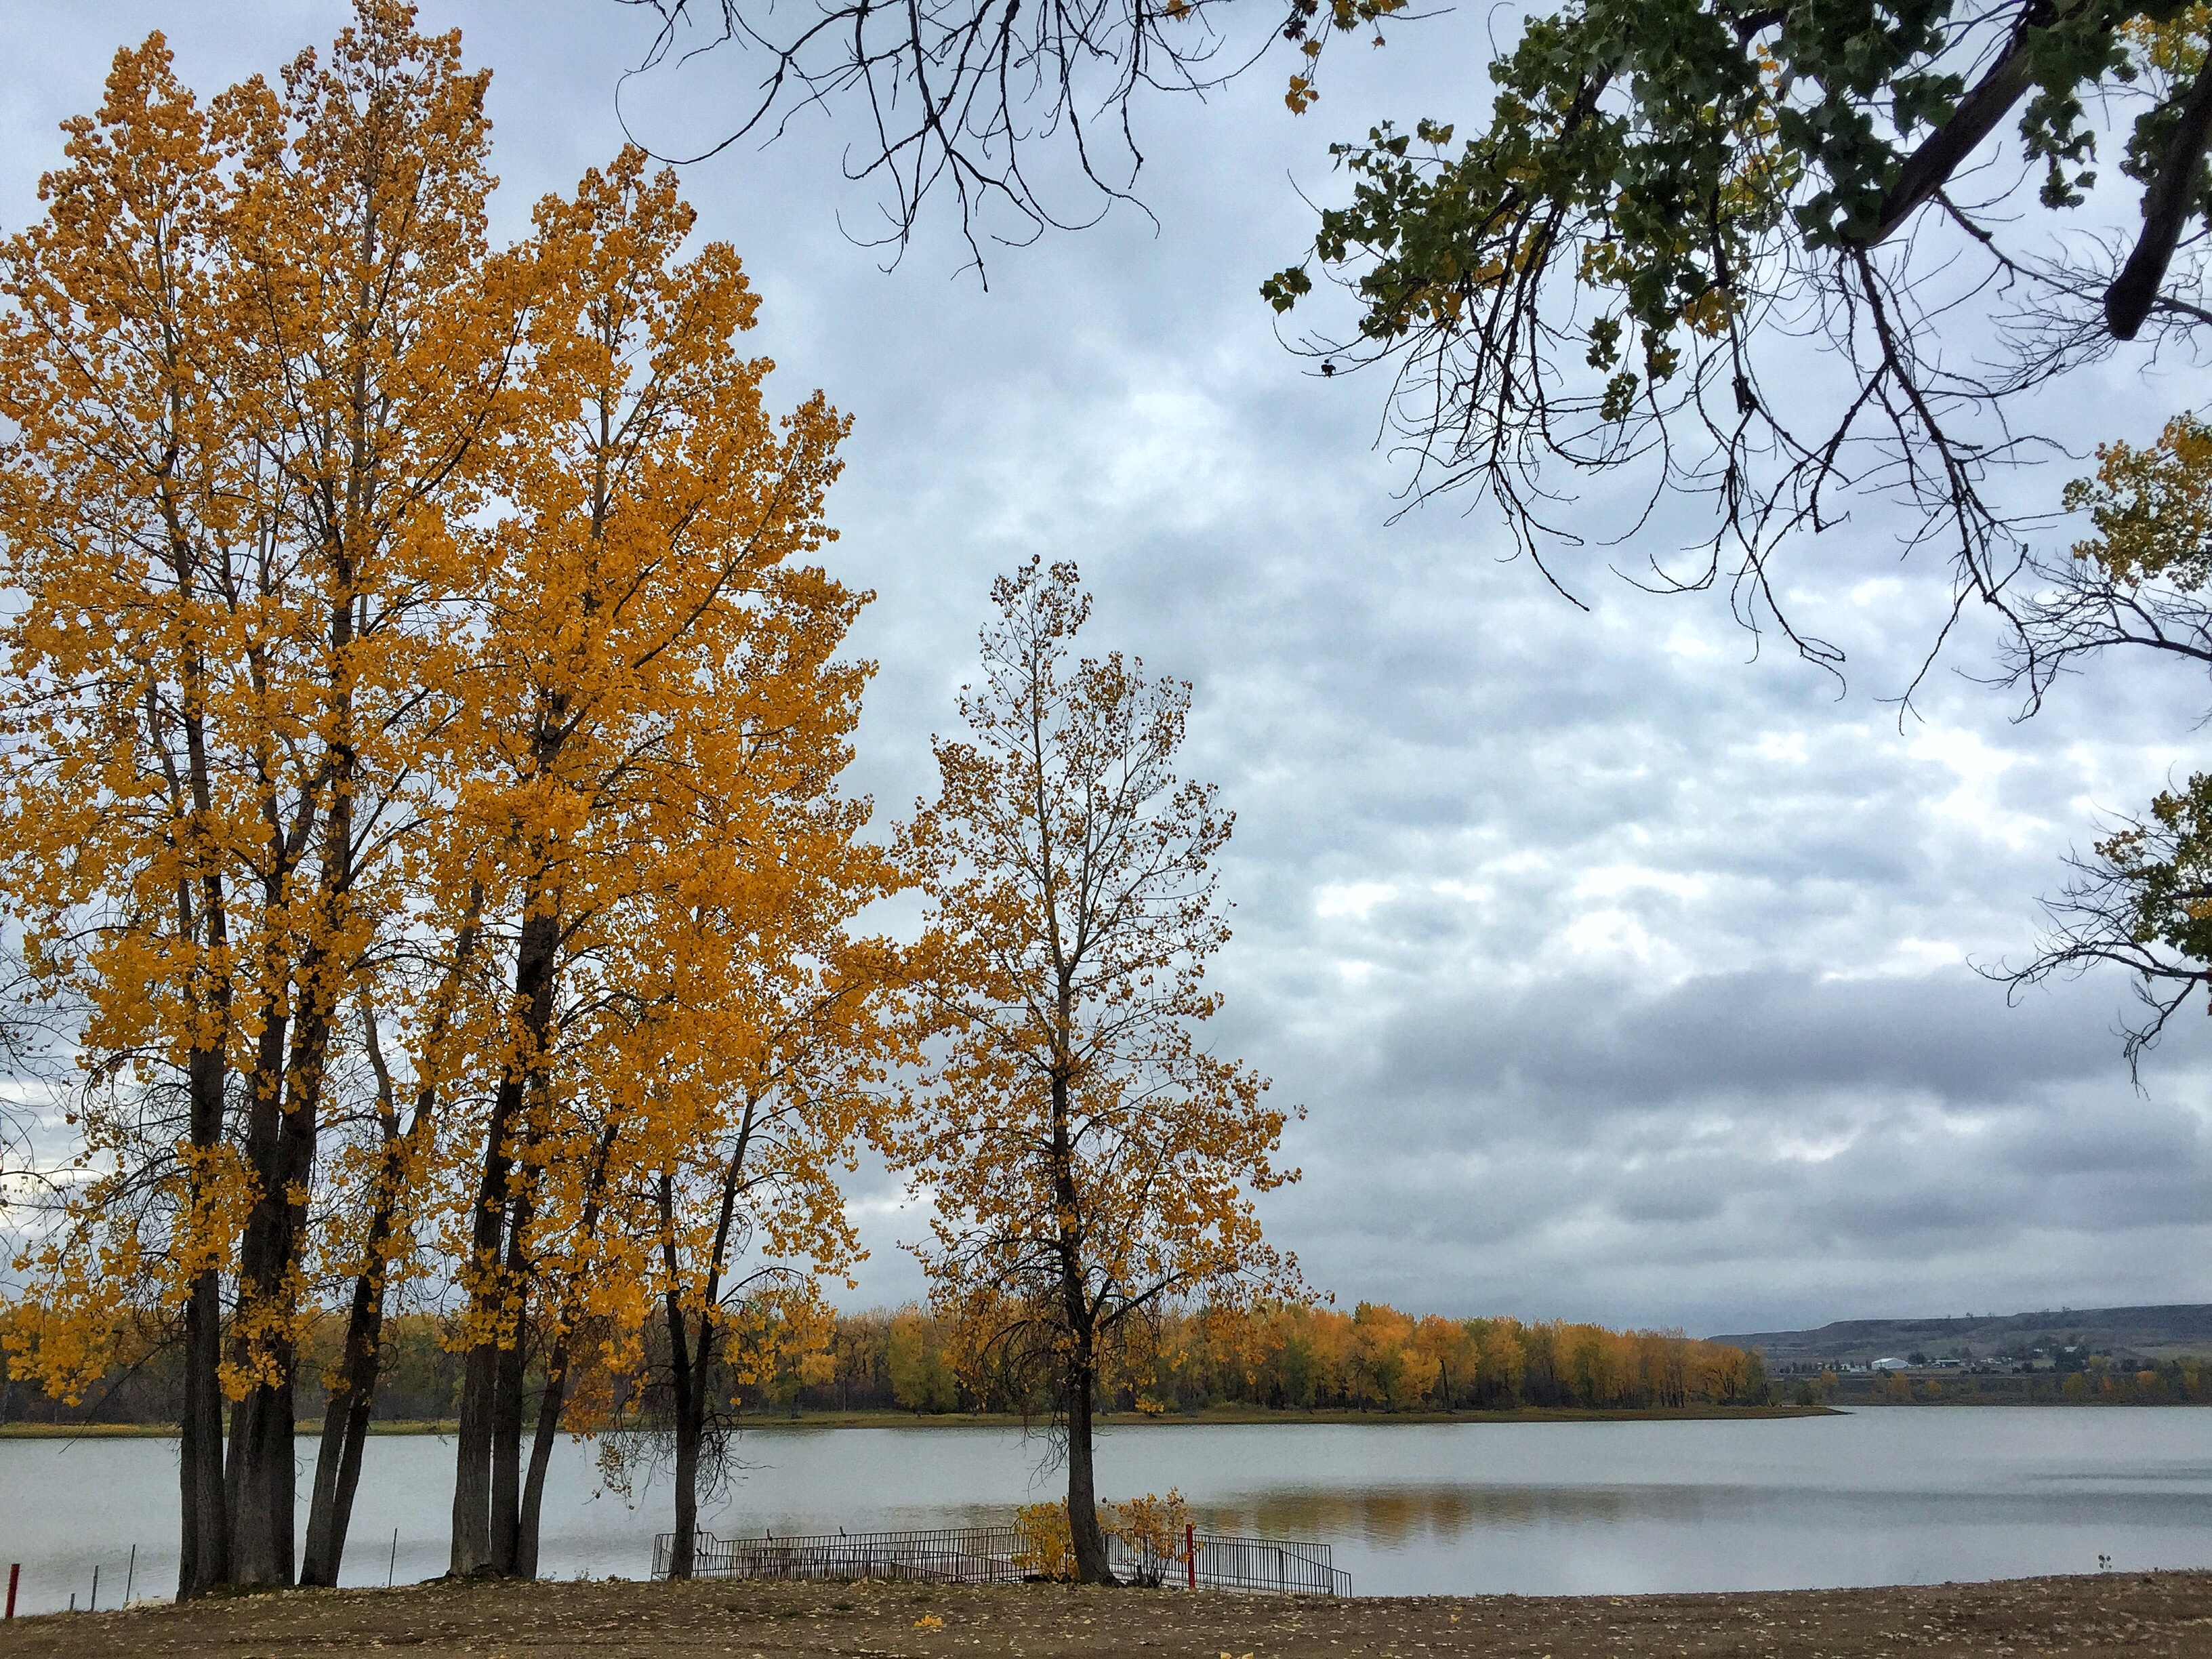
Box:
[1064,1334,1113,1584]
[450,1339,499,1576]
[451,883,561,1577]
[515,1338,569,1582]
[665,1292,701,1582]
[488,1229,533,1576]
[516,1118,619,1579]
[177,1261,230,1599]
[661,1108,752,1584]
[1047,1061,1115,1586]
[670,1380,701,1582]
[176,1000,232,1600]
[299,1208,393,1586]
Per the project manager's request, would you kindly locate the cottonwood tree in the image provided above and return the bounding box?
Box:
[893,558,1298,1584]
[0,9,510,1594]
[0,41,269,1597]
[436,145,849,1578]
[217,6,512,1589]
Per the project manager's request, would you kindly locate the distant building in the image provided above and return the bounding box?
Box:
[1872,1357,1908,1371]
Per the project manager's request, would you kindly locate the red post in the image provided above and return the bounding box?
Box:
[6,1561,19,1619]
[1184,1525,1195,1591]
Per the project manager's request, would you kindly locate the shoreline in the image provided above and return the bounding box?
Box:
[0,1403,1854,1438]
[5,1566,2203,1658]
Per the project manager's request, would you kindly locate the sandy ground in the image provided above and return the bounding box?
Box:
[5,1569,2209,1658]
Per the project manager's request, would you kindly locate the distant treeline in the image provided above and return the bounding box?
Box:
[1822,1359,2212,1408]
[0,1302,1777,1426]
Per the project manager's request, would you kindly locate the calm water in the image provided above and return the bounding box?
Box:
[2,1410,2207,1613]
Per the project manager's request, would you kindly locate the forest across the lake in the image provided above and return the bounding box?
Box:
[0,1303,1784,1429]
[7,1298,2206,1435]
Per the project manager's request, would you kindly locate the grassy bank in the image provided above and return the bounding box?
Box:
[5,1565,2201,1658]
[0,1403,1841,1439]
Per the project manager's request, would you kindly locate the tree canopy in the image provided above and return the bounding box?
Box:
[632,0,2210,674]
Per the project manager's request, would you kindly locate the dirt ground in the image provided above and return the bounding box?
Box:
[5,1569,2209,1658]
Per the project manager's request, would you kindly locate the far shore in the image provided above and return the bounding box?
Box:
[0,1403,1868,1438]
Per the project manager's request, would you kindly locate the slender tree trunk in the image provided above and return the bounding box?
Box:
[515,1336,569,1582]
[1048,1065,1115,1586]
[451,1042,533,1575]
[488,1172,538,1576]
[451,897,560,1576]
[665,1292,699,1582]
[178,1261,230,1599]
[176,966,232,1599]
[299,1311,380,1587]
[224,979,294,1589]
[661,1101,753,1582]
[450,1340,499,1576]
[299,1186,394,1586]
[1063,1328,1112,1583]
[516,1120,618,1578]
[670,1371,701,1581]
[169,756,230,1599]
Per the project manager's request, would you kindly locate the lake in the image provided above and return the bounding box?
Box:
[3,1409,2207,1614]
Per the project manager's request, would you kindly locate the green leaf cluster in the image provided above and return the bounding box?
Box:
[1269,0,2210,417]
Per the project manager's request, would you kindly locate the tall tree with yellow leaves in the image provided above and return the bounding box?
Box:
[646,924,901,1578]
[0,37,253,1595]
[3,3,518,1595]
[893,559,1299,1584]
[435,145,849,1578]
[218,3,512,1587]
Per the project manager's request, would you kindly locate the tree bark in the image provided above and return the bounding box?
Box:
[168,636,235,1599]
[298,1261,383,1589]
[299,1113,396,1586]
[2106,69,2212,340]
[516,1118,620,1578]
[177,1258,230,1599]
[451,895,560,1576]
[1049,1064,1115,1586]
[663,1098,757,1580]
[515,1337,569,1583]
[1063,1331,1113,1583]
[666,1292,701,1582]
[489,1168,539,1576]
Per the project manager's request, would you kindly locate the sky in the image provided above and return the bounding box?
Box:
[5,0,2207,1338]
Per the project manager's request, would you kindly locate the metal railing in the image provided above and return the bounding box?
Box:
[655,1525,1027,1586]
[1117,1532,1350,1597]
[652,1523,1350,1597]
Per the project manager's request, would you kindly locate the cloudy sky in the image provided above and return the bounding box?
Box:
[8,0,2207,1337]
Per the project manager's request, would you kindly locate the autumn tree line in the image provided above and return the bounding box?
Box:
[0,1,1308,1595]
[0,1301,1774,1426]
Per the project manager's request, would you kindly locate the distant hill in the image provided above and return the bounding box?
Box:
[1706,1304,2212,1364]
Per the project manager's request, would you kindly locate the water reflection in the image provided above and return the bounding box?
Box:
[1204,1482,1724,1542]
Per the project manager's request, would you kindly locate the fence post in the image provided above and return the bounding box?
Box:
[124,1545,136,1606]
[389,1530,398,1589]
[5,1562,18,1619]
[1185,1525,1195,1591]
[89,1563,99,1613]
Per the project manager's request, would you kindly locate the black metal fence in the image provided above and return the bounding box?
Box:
[651,1523,1350,1597]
